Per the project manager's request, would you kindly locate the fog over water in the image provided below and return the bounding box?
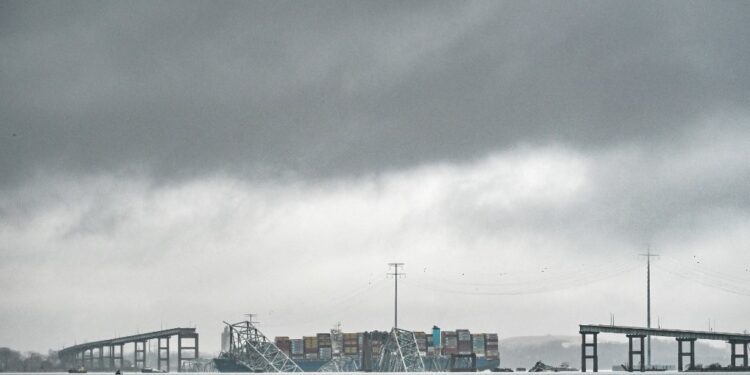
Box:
[1,0,750,356]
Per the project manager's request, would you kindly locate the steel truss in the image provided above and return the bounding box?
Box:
[224,320,303,372]
[318,356,360,372]
[377,328,426,372]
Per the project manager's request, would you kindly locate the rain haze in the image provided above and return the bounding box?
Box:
[1,0,750,359]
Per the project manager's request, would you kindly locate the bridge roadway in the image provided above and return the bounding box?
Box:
[579,324,750,372]
[58,327,198,372]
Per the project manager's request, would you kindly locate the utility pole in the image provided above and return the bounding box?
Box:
[387,263,405,329]
[640,247,659,368]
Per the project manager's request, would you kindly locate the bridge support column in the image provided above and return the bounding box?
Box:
[120,344,125,368]
[134,340,147,369]
[177,333,199,372]
[98,346,104,369]
[107,345,114,369]
[86,348,93,368]
[177,334,181,372]
[158,336,170,372]
[580,332,598,372]
[676,338,696,372]
[730,340,749,368]
[627,334,645,372]
[113,344,124,369]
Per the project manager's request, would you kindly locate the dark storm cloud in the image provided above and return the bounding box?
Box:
[2,0,749,187]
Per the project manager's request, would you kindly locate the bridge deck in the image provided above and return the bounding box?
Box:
[580,324,750,342]
[59,327,196,355]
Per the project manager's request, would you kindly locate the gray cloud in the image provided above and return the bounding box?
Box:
[2,0,750,355]
[2,1,749,187]
[2,122,750,351]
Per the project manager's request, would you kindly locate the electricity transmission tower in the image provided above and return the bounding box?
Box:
[378,263,425,372]
[640,247,659,368]
[388,263,405,329]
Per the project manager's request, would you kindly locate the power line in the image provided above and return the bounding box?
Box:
[659,255,750,285]
[411,263,639,296]
[262,277,389,328]
[655,264,750,296]
[416,260,638,288]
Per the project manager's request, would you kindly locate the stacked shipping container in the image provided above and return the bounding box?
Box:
[274,336,291,356]
[414,332,427,354]
[425,334,436,356]
[342,333,359,356]
[485,333,499,360]
[442,331,458,355]
[357,333,364,359]
[471,334,486,357]
[317,333,332,360]
[290,339,303,360]
[303,336,318,360]
[456,329,472,355]
[273,328,499,364]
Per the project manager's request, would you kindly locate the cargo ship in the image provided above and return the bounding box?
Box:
[217,326,500,372]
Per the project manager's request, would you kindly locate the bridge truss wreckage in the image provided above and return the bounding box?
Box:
[223,320,303,372]
[377,328,426,372]
[319,324,359,372]
[319,356,360,372]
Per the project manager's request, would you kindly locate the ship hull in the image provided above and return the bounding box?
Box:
[214,356,499,372]
[213,358,254,372]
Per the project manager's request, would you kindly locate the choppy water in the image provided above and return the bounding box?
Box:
[0,372,744,374]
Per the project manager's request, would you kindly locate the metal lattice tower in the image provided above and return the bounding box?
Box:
[223,320,303,372]
[377,328,426,372]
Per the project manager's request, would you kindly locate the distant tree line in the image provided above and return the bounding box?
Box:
[0,347,59,372]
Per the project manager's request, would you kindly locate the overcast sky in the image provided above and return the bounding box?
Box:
[2,1,750,354]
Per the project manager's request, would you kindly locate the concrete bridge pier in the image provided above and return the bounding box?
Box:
[114,344,124,369]
[729,340,749,368]
[158,337,170,371]
[177,333,199,372]
[107,345,115,369]
[98,346,105,369]
[85,348,93,368]
[580,332,598,372]
[134,340,147,369]
[627,334,645,372]
[676,338,696,371]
